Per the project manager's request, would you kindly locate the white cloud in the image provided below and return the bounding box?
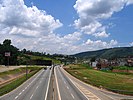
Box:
[0,0,62,37]
[0,0,132,54]
[130,42,133,46]
[74,0,133,38]
[125,0,133,5]
[93,31,110,38]
[85,39,118,48]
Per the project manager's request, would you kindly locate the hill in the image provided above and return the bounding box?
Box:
[73,47,133,59]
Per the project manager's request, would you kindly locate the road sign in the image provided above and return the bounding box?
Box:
[5,52,10,57]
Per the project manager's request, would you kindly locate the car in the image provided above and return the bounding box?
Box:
[44,67,47,70]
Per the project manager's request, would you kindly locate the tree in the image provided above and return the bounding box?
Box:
[0,39,19,65]
[90,57,96,62]
[3,39,11,46]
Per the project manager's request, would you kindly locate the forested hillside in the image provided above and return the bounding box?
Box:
[74,47,133,59]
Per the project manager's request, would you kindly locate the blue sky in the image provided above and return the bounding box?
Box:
[25,0,133,43]
[25,0,78,35]
[0,0,133,54]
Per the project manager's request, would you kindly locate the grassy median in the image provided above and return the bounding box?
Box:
[0,67,42,96]
[65,64,133,95]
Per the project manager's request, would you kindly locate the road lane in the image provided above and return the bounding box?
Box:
[1,65,132,100]
[60,66,133,100]
[55,66,88,100]
[0,67,52,100]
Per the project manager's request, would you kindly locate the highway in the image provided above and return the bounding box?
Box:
[54,66,88,100]
[0,65,133,100]
[0,67,53,100]
[55,66,133,100]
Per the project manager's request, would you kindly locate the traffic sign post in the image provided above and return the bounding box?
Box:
[5,52,10,67]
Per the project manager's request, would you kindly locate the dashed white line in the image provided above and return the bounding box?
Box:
[30,94,34,99]
[13,70,43,100]
[44,67,52,100]
[64,81,66,84]
[36,85,39,89]
[39,80,42,84]
[15,96,18,99]
[18,92,22,95]
[55,67,61,100]
[25,87,28,90]
[71,93,75,99]
[67,86,69,89]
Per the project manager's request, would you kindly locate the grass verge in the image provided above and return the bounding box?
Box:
[65,64,133,95]
[0,67,42,96]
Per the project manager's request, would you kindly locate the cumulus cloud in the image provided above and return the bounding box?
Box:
[10,32,82,54]
[0,0,132,54]
[0,0,62,37]
[130,42,133,46]
[74,0,133,38]
[85,39,118,48]
[93,31,110,38]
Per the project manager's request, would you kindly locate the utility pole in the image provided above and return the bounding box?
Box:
[26,64,28,79]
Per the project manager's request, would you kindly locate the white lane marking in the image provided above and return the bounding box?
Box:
[36,85,39,89]
[67,86,69,89]
[55,67,61,100]
[15,96,18,99]
[25,87,28,90]
[61,68,101,100]
[13,70,44,100]
[64,81,66,84]
[39,80,42,84]
[44,67,52,100]
[61,70,89,100]
[71,93,75,99]
[30,94,34,99]
[19,92,22,95]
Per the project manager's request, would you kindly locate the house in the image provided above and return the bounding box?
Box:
[91,61,98,68]
[96,59,110,70]
[127,59,133,67]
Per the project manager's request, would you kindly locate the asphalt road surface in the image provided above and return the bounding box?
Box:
[0,65,133,100]
[55,66,133,100]
[0,66,52,100]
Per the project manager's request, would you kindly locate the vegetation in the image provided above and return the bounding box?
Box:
[65,64,133,95]
[113,66,133,70]
[0,39,75,65]
[0,67,42,96]
[73,47,133,60]
[0,39,19,65]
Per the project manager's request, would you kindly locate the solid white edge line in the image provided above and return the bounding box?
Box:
[0,69,43,99]
[44,67,52,100]
[55,67,61,100]
[61,68,105,100]
[59,67,89,100]
[67,75,89,100]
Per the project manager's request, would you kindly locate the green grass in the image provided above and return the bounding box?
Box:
[0,68,25,77]
[31,55,61,64]
[0,67,42,77]
[65,64,133,95]
[113,66,133,70]
[0,67,42,96]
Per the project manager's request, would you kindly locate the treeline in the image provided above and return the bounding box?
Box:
[0,39,76,65]
[74,47,133,60]
[0,39,19,65]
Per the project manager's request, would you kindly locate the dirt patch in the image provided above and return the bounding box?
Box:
[112,69,133,73]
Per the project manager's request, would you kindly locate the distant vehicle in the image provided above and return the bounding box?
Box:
[44,67,47,70]
[49,67,51,70]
